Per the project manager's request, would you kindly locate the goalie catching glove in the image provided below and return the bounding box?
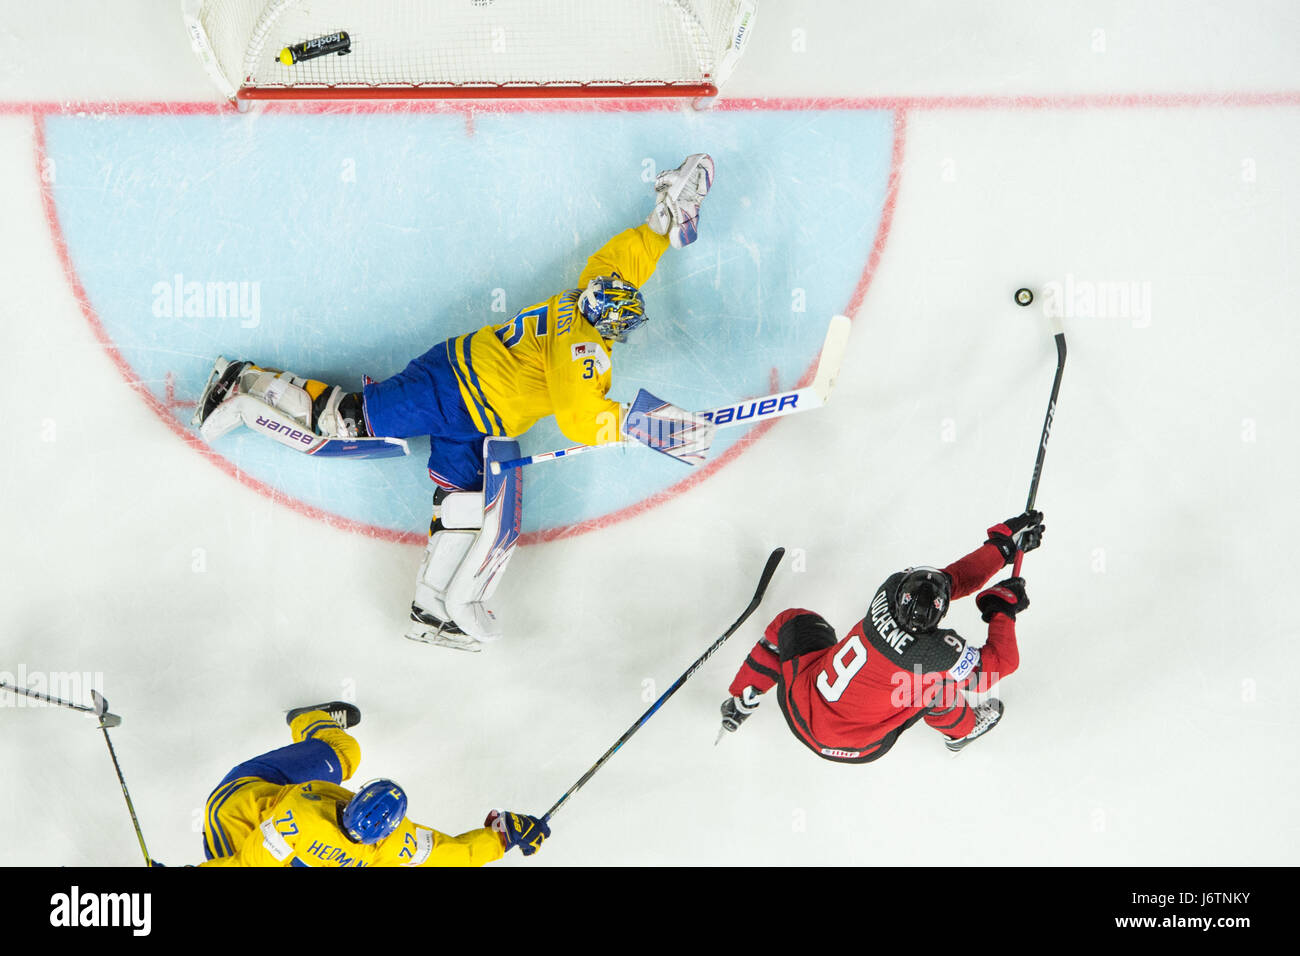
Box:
[485,810,550,856]
[622,388,717,466]
[646,153,714,248]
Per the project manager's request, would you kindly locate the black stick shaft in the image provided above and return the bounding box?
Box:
[0,680,95,714]
[98,725,152,866]
[542,547,785,824]
[1014,331,1067,575]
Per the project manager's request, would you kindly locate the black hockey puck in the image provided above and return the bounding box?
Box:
[1014,288,1034,307]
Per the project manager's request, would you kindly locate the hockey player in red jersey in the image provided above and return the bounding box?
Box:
[718,512,1045,761]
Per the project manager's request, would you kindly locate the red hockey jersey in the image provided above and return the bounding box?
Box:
[729,540,1020,762]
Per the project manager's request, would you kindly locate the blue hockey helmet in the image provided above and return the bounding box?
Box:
[341,779,407,844]
[578,276,647,343]
[893,567,952,635]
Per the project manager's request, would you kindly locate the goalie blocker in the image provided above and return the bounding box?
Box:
[621,389,717,466]
[491,314,851,474]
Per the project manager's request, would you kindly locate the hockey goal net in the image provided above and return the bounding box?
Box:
[185,0,757,104]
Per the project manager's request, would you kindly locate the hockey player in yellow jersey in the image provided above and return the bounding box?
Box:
[201,702,548,867]
[192,154,718,651]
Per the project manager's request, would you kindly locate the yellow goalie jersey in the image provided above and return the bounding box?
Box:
[449,223,670,447]
[199,779,503,868]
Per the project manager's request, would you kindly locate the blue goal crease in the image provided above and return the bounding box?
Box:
[44,108,894,536]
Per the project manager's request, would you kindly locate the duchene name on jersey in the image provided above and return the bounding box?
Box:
[868,590,914,654]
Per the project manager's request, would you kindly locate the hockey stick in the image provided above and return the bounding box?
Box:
[1013,316,1067,576]
[1,681,147,863]
[490,315,851,474]
[91,691,153,867]
[538,547,785,827]
[0,679,122,726]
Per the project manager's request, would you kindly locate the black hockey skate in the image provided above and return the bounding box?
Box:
[404,604,482,653]
[716,686,763,743]
[191,357,250,428]
[286,701,361,729]
[944,699,1004,753]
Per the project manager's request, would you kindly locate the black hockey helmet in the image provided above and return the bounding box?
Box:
[893,567,952,635]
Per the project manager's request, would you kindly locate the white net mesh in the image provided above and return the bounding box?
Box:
[192,0,752,96]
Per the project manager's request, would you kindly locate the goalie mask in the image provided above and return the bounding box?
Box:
[893,567,952,635]
[578,276,647,343]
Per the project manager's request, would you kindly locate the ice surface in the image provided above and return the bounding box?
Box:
[0,1,1297,867]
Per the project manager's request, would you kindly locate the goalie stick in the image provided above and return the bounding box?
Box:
[490,315,851,474]
[1013,314,1067,576]
[535,547,785,829]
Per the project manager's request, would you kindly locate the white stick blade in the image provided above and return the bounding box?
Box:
[91,690,121,726]
[811,314,852,401]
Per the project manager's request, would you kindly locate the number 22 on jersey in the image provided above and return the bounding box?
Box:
[816,635,867,703]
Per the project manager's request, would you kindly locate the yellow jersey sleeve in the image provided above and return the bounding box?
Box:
[197,837,280,867]
[578,224,671,288]
[379,819,505,868]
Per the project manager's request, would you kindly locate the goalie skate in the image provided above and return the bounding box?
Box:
[191,356,249,428]
[404,605,483,654]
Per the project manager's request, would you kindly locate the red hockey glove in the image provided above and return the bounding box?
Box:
[976,577,1030,622]
[986,511,1045,564]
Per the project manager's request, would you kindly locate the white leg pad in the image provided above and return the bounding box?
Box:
[439,492,486,529]
[198,395,246,442]
[198,364,314,443]
[444,489,517,644]
[408,438,522,645]
[412,529,476,623]
[247,370,314,428]
[220,394,325,454]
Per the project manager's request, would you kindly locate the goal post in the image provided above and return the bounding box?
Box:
[183,0,758,106]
